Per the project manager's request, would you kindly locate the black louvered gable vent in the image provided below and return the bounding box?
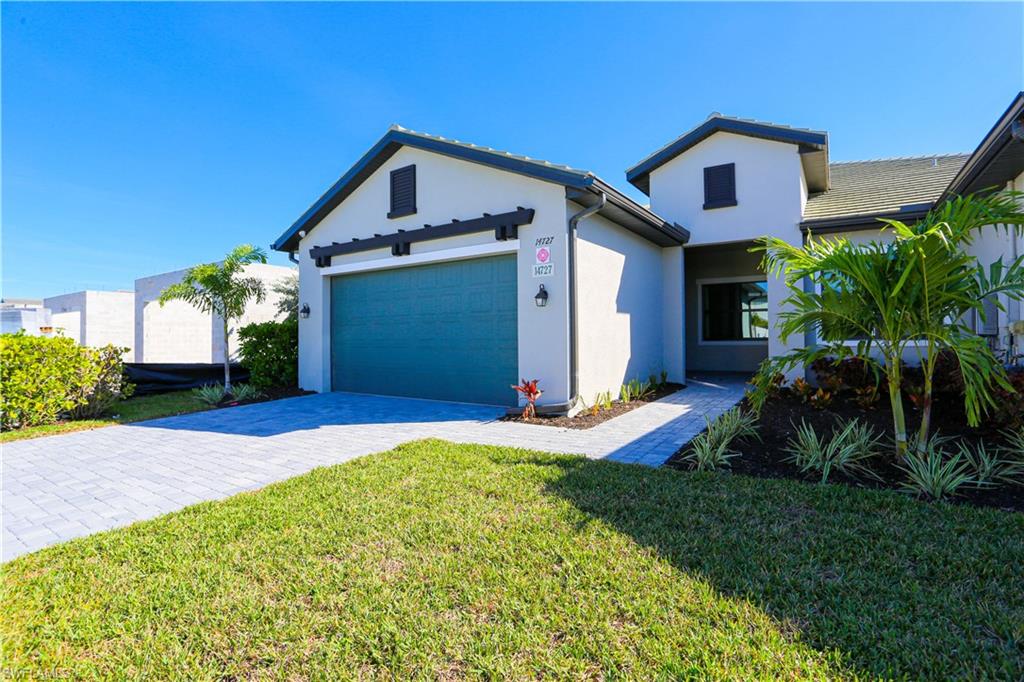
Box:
[703,163,737,210]
[388,164,417,218]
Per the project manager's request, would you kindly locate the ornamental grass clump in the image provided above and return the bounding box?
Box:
[193,384,227,406]
[679,407,759,472]
[957,440,1024,487]
[230,384,263,402]
[784,418,880,484]
[898,434,976,501]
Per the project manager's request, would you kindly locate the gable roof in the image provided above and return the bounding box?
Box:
[800,154,970,233]
[626,115,829,196]
[273,126,688,252]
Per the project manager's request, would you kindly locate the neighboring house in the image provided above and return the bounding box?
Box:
[274,92,1024,410]
[44,290,135,358]
[134,264,295,363]
[0,299,54,337]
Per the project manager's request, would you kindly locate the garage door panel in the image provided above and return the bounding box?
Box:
[331,255,518,405]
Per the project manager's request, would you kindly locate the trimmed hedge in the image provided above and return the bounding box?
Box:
[237,320,298,390]
[0,333,132,430]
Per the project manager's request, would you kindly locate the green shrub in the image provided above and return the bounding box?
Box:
[1,333,131,430]
[237,320,298,389]
[784,419,880,483]
[69,345,134,419]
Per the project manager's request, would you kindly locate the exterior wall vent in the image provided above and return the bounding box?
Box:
[703,163,737,210]
[388,164,417,219]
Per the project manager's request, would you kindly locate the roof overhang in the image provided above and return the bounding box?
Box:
[569,181,690,246]
[940,91,1024,201]
[799,204,932,236]
[274,128,686,252]
[626,117,829,196]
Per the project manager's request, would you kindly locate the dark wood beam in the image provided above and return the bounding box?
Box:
[309,207,534,267]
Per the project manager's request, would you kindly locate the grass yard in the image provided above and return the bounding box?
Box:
[0,391,210,443]
[3,440,1022,679]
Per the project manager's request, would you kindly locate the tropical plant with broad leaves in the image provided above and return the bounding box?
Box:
[512,379,542,419]
[751,190,1024,457]
[159,245,268,394]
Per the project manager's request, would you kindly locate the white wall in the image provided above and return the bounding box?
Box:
[0,307,54,336]
[648,131,806,376]
[967,171,1024,361]
[661,246,686,382]
[136,270,216,363]
[212,264,294,363]
[45,290,135,358]
[575,209,666,403]
[45,292,87,343]
[648,132,807,248]
[294,145,571,404]
[135,264,293,363]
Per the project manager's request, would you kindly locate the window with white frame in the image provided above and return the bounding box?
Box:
[701,280,769,341]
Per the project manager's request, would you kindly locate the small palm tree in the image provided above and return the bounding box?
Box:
[159,244,268,394]
[751,190,1024,457]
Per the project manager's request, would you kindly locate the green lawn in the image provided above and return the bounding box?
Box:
[3,440,1022,679]
[0,391,209,443]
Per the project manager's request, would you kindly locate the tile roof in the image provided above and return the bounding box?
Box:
[803,154,970,222]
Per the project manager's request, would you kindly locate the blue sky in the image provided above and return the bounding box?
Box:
[2,2,1022,299]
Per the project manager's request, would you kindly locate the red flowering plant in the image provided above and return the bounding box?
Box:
[512,379,542,419]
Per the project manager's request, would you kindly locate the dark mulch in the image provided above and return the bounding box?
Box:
[501,383,685,430]
[666,388,1024,513]
[218,386,313,408]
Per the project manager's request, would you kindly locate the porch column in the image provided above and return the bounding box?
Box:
[767,231,804,381]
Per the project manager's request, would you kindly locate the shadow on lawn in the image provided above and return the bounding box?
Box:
[536,454,1024,679]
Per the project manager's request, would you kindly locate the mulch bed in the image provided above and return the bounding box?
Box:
[665,389,1024,512]
[501,383,685,430]
[217,386,313,408]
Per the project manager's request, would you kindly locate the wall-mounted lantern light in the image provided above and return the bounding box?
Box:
[300,303,311,319]
[534,284,549,308]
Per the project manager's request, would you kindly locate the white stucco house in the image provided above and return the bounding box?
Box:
[273,92,1024,411]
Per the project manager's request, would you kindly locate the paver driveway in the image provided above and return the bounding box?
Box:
[2,375,746,561]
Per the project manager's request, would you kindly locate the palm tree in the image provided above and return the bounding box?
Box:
[751,190,1024,457]
[159,244,268,394]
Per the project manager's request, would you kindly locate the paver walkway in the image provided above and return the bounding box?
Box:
[2,374,746,561]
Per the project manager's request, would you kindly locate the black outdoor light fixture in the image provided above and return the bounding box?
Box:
[534,284,549,308]
[299,303,311,319]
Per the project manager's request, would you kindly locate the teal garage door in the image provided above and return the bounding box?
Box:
[331,255,518,406]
